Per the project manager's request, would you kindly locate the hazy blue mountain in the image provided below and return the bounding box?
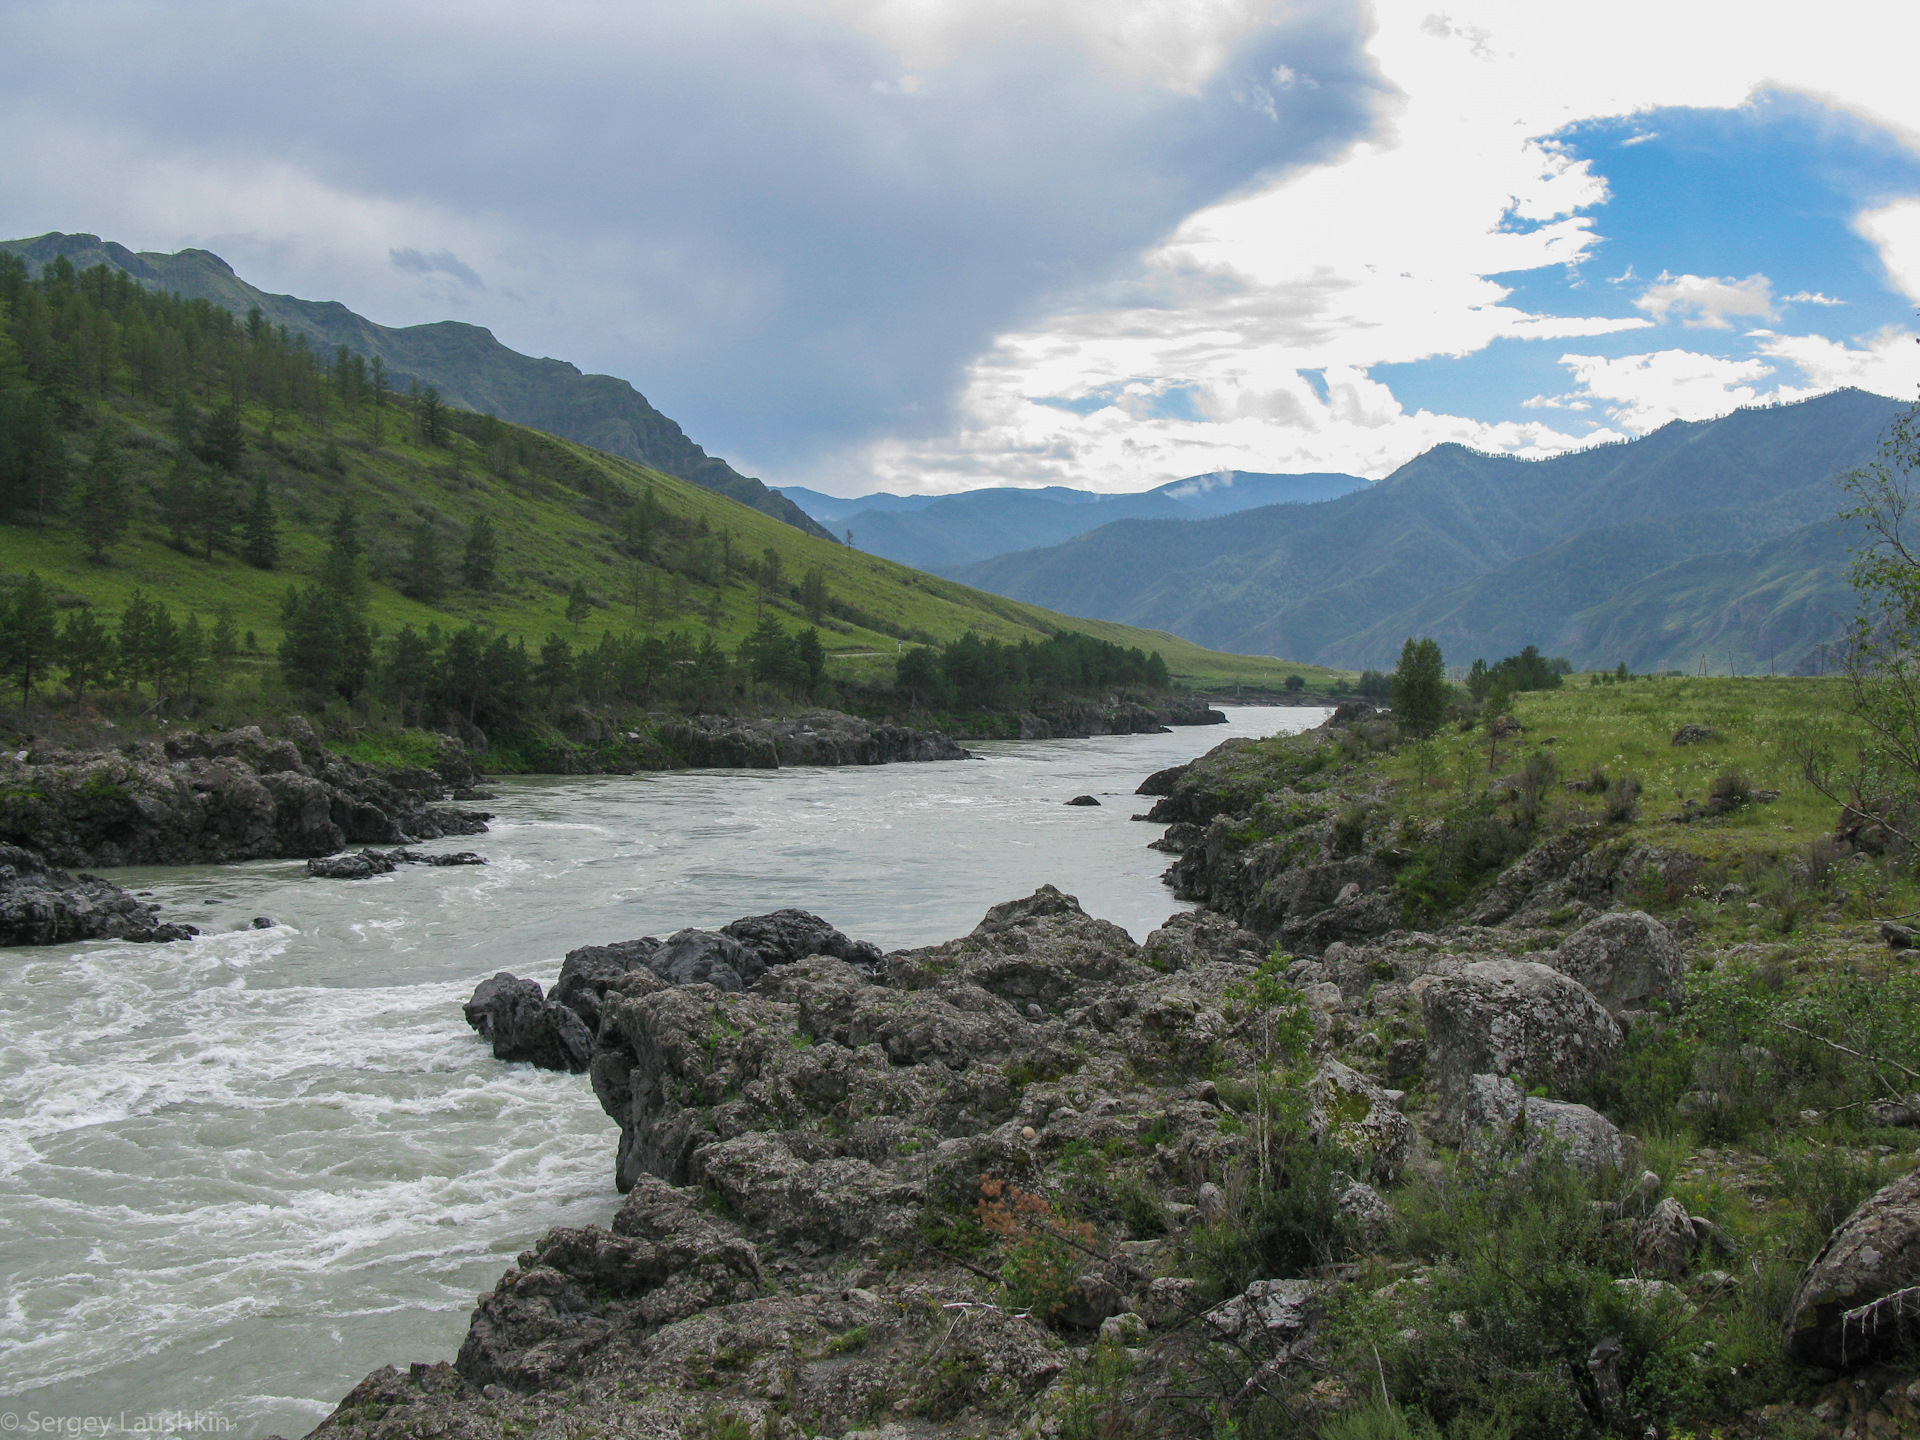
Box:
[1,232,833,540]
[950,389,1905,673]
[779,469,1368,569]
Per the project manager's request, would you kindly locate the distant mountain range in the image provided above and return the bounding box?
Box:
[779,471,1368,570]
[0,232,833,541]
[948,388,1909,674]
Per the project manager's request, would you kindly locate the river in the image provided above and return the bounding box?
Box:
[0,706,1323,1437]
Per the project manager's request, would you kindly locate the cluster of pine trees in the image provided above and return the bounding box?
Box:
[893,630,1171,711]
[0,573,245,705]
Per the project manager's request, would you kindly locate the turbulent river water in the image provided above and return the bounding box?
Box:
[0,706,1323,1437]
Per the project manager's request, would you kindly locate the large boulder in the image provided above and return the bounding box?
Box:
[1421,959,1622,1103]
[647,928,754,990]
[1460,1073,1630,1173]
[1307,1058,1414,1183]
[551,938,664,1032]
[463,973,595,1072]
[0,843,198,946]
[886,884,1153,1008]
[456,1176,763,1391]
[1542,911,1685,1015]
[1786,1169,1920,1369]
[722,908,886,978]
[1141,910,1266,972]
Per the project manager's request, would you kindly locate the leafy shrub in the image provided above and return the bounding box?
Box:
[1709,768,1753,809]
[977,1176,1093,1323]
[1603,772,1642,824]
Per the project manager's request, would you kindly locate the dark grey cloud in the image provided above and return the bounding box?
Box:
[0,1,1386,479]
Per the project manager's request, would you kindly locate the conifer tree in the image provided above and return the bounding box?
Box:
[209,607,239,689]
[161,452,199,552]
[242,478,280,569]
[59,606,114,703]
[117,592,158,698]
[1,574,60,702]
[196,403,246,473]
[462,515,498,590]
[77,426,129,561]
[403,519,444,601]
[565,579,592,630]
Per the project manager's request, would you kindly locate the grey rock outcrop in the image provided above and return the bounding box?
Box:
[0,843,198,946]
[456,1175,764,1391]
[1787,1168,1920,1368]
[1460,1073,1630,1173]
[1421,959,1623,1103]
[463,973,595,1072]
[1307,1058,1414,1183]
[1541,910,1684,1015]
[1141,910,1266,972]
[306,847,485,879]
[658,711,969,768]
[0,721,488,869]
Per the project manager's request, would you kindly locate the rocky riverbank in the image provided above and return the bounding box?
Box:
[300,705,1920,1439]
[0,716,491,945]
[659,711,971,768]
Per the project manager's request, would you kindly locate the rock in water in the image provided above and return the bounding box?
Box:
[1420,959,1622,1104]
[1787,1168,1920,1368]
[1541,910,1684,1015]
[0,843,198,946]
[463,973,595,1072]
[1065,795,1100,806]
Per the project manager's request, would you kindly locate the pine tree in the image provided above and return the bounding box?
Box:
[196,403,246,472]
[321,499,365,603]
[160,453,198,552]
[403,519,444,601]
[462,515,498,590]
[1,574,60,702]
[419,385,445,446]
[565,579,592,630]
[369,355,389,443]
[59,606,114,703]
[116,593,153,698]
[78,426,129,561]
[209,607,239,689]
[536,633,574,703]
[243,479,280,569]
[1390,636,1448,738]
[800,566,829,623]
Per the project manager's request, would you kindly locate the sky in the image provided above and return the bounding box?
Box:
[1,0,1917,496]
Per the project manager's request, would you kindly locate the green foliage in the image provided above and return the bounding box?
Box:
[896,628,1172,713]
[0,572,60,701]
[461,514,498,590]
[1466,645,1567,700]
[1390,637,1447,738]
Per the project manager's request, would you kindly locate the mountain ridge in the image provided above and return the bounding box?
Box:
[950,388,1907,673]
[781,470,1368,570]
[0,231,834,541]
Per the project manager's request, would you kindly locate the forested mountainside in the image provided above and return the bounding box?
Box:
[0,231,833,540]
[0,252,1325,750]
[782,470,1368,570]
[952,388,1907,673]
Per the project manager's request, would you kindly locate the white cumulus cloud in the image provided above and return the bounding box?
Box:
[1634,272,1776,329]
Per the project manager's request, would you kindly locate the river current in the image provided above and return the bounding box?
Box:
[0,707,1322,1437]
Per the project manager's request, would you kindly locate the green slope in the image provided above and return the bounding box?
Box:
[0,231,834,541]
[0,388,1323,698]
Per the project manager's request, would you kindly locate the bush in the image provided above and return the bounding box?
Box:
[1603,771,1642,824]
[1709,768,1753,809]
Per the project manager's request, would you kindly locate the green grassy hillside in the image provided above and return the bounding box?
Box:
[0,371,1327,702]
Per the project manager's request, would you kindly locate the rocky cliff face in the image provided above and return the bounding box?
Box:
[0,717,489,871]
